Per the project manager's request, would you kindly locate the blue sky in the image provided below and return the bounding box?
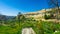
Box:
[0,0,49,16]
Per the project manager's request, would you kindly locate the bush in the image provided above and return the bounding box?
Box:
[44,14,51,19]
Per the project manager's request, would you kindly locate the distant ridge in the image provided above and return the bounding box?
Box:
[0,14,15,20]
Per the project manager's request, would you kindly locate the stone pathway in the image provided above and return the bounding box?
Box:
[22,28,36,34]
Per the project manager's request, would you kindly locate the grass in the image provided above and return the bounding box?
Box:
[0,20,60,34]
[0,24,20,34]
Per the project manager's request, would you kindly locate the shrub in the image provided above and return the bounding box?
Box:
[44,14,51,19]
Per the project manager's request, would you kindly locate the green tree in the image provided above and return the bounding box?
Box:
[17,12,26,23]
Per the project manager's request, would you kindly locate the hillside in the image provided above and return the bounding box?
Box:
[0,14,15,22]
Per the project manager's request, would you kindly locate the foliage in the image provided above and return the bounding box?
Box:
[0,14,60,34]
[44,14,51,19]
